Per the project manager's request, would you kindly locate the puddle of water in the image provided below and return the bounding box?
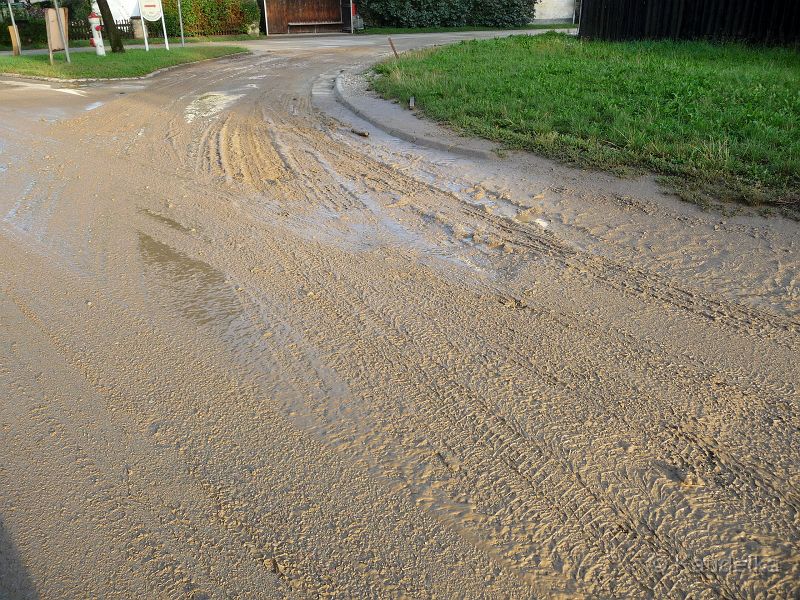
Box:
[533,218,549,229]
[138,232,240,326]
[2,180,61,244]
[310,151,443,252]
[0,80,87,97]
[184,92,244,124]
[140,208,194,233]
[85,101,104,111]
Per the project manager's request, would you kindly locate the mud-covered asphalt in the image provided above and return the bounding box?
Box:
[0,32,798,599]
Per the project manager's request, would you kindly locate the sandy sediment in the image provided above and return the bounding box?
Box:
[0,42,797,599]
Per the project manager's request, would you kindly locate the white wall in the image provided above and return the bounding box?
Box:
[535,0,575,22]
[106,0,140,21]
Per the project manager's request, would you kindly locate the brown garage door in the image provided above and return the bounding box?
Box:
[268,0,343,34]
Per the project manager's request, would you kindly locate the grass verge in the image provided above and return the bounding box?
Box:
[373,33,800,209]
[1,34,260,52]
[0,46,248,79]
[357,23,573,35]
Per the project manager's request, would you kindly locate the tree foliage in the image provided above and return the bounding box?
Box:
[358,0,536,28]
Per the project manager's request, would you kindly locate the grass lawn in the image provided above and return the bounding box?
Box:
[0,46,248,79]
[0,34,261,52]
[357,23,573,35]
[373,33,800,209]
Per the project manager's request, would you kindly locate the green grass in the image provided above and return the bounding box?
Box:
[0,34,261,52]
[373,33,800,209]
[0,45,248,79]
[357,23,573,35]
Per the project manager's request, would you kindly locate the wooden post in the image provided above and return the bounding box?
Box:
[6,0,21,55]
[177,0,185,45]
[8,25,20,55]
[51,0,70,63]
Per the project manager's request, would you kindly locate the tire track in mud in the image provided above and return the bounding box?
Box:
[177,98,799,594]
[138,76,799,596]
[228,227,796,596]
[0,289,258,600]
[144,162,788,596]
[2,237,529,598]
[301,124,798,346]
[213,93,797,349]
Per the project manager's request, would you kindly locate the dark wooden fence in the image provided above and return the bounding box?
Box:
[69,18,134,40]
[266,0,342,34]
[578,0,800,44]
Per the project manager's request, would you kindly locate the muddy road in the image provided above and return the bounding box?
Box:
[1,33,798,599]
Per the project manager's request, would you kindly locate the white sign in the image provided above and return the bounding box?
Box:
[141,0,163,22]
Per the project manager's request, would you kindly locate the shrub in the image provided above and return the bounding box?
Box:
[162,0,259,36]
[470,0,536,27]
[358,0,467,28]
[1,0,90,47]
[0,20,49,47]
[359,0,536,28]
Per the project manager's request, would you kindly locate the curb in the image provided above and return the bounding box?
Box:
[0,49,250,84]
[333,66,495,160]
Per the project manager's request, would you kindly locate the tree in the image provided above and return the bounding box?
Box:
[94,0,124,52]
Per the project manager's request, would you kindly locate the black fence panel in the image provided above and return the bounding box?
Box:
[69,18,134,40]
[578,0,800,44]
[114,19,135,38]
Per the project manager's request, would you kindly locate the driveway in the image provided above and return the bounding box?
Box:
[0,31,797,599]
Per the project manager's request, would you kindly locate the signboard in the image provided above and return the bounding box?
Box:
[46,7,68,51]
[136,0,170,51]
[45,6,70,64]
[141,0,163,22]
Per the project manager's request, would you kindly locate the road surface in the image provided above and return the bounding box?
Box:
[0,32,798,599]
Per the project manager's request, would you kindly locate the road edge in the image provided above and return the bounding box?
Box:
[332,64,498,160]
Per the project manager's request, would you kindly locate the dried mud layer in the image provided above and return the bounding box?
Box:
[0,39,798,600]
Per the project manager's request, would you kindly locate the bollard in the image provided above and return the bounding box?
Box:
[88,4,106,56]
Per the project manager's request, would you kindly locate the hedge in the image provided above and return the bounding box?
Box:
[358,0,537,28]
[0,20,49,47]
[161,0,260,36]
[0,0,87,47]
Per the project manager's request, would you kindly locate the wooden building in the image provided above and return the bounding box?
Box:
[262,0,353,34]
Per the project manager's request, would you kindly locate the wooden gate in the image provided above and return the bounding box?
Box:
[268,0,344,34]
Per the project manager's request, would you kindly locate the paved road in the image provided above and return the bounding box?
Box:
[1,32,798,599]
[0,29,571,56]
